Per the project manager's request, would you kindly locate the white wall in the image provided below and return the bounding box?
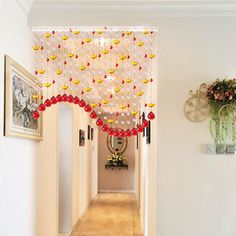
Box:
[156,17,236,236]
[58,104,73,234]
[0,1,37,236]
[71,106,98,224]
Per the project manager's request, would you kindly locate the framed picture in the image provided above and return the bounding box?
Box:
[4,55,43,140]
[142,112,146,137]
[79,129,85,146]
[88,125,90,140]
[91,128,94,141]
[146,120,151,144]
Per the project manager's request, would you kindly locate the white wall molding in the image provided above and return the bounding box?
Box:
[16,0,32,14]
[29,0,236,26]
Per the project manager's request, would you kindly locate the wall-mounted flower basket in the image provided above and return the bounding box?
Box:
[184,79,236,145]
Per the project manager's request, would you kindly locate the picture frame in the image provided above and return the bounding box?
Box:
[142,112,146,137]
[146,120,151,144]
[91,128,94,141]
[79,129,85,146]
[88,125,91,140]
[4,55,43,140]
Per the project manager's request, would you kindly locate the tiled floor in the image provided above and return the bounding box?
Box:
[71,193,143,236]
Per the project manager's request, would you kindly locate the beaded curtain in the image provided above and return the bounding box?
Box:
[32,27,157,137]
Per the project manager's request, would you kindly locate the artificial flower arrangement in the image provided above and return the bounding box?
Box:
[207,79,236,144]
[106,153,127,166]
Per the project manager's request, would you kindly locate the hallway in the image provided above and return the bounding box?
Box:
[71,194,143,236]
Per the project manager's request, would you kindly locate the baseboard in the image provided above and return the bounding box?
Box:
[98,189,135,193]
[59,233,70,236]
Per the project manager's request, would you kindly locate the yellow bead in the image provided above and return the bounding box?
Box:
[44,83,52,88]
[56,70,63,75]
[32,45,40,50]
[38,69,45,74]
[62,35,69,40]
[62,85,69,90]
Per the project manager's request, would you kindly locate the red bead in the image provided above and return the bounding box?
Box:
[107,127,114,135]
[58,44,61,48]
[69,77,73,82]
[38,103,46,112]
[121,33,125,37]
[120,130,126,137]
[35,71,38,75]
[131,128,138,136]
[137,124,143,132]
[32,111,40,119]
[139,66,142,70]
[150,78,153,82]
[148,111,155,120]
[122,80,125,84]
[98,103,101,107]
[104,75,107,78]
[127,55,130,59]
[56,94,62,102]
[133,86,136,89]
[68,95,74,103]
[145,54,148,58]
[64,61,67,65]
[87,62,90,66]
[114,129,120,137]
[75,55,78,59]
[110,45,113,49]
[44,99,51,107]
[81,41,84,45]
[50,96,57,104]
[81,91,84,95]
[46,58,49,62]
[62,94,68,102]
[90,111,97,119]
[98,54,101,58]
[115,63,119,67]
[79,99,86,107]
[92,79,95,83]
[133,37,136,41]
[115,112,118,116]
[109,94,113,98]
[102,124,108,132]
[142,119,149,128]
[84,105,92,112]
[96,119,103,126]
[125,129,131,137]
[73,96,80,104]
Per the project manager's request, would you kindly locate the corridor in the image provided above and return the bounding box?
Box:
[71,194,143,236]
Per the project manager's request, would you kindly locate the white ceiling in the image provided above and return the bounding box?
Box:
[28,0,236,26]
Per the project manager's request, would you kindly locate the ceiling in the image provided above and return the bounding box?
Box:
[27,0,236,26]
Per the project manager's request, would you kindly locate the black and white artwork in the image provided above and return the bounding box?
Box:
[4,55,42,140]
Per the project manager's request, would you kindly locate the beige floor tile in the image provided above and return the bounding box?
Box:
[71,193,143,236]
